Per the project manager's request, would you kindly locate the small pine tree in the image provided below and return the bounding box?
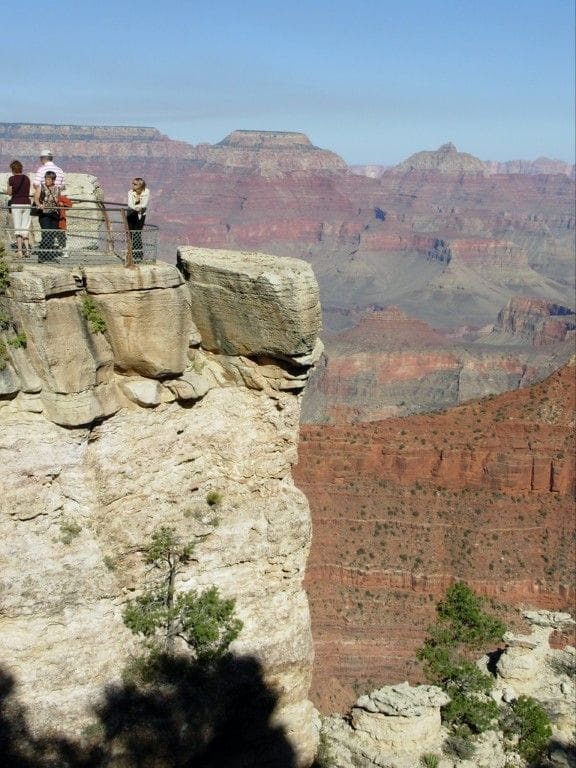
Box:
[123,526,242,663]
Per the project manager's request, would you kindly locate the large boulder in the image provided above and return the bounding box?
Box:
[177,247,322,363]
[320,682,449,767]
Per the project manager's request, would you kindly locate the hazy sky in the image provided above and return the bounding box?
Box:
[4,0,575,165]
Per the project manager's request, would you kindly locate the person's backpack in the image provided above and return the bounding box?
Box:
[58,195,73,230]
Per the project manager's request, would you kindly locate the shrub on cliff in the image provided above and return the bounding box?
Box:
[418,582,504,681]
[81,297,107,334]
[418,582,505,735]
[500,695,552,765]
[0,253,10,294]
[123,526,243,668]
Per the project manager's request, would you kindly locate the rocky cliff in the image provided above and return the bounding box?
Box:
[294,361,575,713]
[0,247,323,765]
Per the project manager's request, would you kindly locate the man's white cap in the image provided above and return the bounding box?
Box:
[40,149,53,157]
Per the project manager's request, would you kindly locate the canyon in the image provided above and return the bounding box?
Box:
[295,360,575,713]
[302,299,575,423]
[1,127,574,750]
[2,124,573,423]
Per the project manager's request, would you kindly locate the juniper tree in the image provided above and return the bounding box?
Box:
[123,526,242,662]
[417,582,505,734]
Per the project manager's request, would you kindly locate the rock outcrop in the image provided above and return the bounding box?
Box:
[321,682,450,767]
[318,610,575,768]
[0,247,322,766]
[493,610,576,742]
[491,297,576,346]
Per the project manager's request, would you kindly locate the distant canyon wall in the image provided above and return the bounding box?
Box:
[302,302,575,424]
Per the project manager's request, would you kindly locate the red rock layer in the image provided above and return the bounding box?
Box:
[294,362,576,713]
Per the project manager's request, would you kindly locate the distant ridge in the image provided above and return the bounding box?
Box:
[0,122,165,141]
[0,123,346,173]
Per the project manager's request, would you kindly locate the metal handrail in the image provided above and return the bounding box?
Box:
[0,200,158,267]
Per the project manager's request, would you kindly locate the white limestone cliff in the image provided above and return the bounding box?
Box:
[0,247,323,766]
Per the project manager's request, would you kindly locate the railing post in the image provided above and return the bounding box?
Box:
[121,208,134,268]
[98,200,115,255]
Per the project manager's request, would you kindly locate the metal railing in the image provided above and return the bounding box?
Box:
[0,198,158,267]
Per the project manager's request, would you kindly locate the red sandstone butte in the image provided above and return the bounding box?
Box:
[294,360,576,714]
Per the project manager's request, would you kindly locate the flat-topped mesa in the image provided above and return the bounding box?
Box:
[206,130,347,174]
[394,142,488,173]
[0,247,323,766]
[218,130,316,149]
[0,122,166,141]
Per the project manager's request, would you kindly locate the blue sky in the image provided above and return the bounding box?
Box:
[4,0,575,165]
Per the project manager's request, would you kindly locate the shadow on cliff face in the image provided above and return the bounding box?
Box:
[0,655,297,768]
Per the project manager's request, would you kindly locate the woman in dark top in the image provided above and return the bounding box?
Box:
[6,160,31,257]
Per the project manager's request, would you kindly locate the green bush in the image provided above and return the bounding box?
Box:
[81,297,107,334]
[206,489,223,507]
[500,695,552,765]
[418,583,505,685]
[435,581,505,650]
[0,256,10,294]
[420,753,440,768]
[7,332,26,348]
[418,583,505,736]
[59,519,82,544]
[443,729,476,760]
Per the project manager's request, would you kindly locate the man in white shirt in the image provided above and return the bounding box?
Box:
[33,150,65,190]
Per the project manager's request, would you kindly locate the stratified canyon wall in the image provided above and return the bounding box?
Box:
[302,301,575,424]
[295,361,575,713]
[0,248,323,766]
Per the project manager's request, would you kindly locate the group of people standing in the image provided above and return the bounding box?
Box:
[5,150,150,262]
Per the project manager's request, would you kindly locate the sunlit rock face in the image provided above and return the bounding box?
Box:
[0,248,322,766]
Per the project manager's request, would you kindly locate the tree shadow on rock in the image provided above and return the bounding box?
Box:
[0,666,105,767]
[0,655,298,768]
